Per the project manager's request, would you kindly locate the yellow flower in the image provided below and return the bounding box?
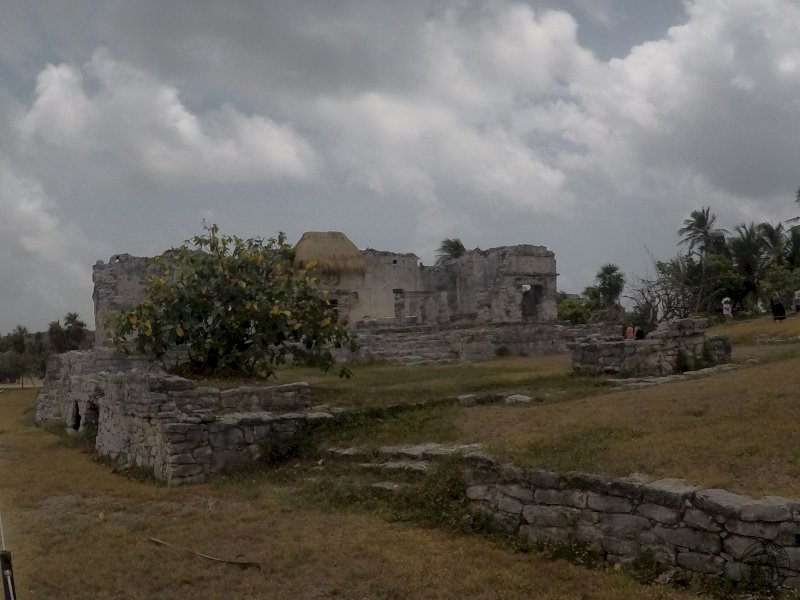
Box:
[272,305,281,315]
[321,317,331,327]
[304,259,318,270]
[176,325,185,337]
[293,323,302,331]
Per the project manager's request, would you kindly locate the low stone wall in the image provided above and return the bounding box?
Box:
[353,321,614,365]
[570,318,731,376]
[35,349,339,484]
[466,460,800,589]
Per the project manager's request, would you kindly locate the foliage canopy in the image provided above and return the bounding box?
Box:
[110,224,354,378]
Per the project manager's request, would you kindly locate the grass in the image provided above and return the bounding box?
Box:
[268,354,608,408]
[0,389,703,599]
[10,315,800,597]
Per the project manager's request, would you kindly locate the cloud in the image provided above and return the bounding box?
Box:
[0,157,94,331]
[18,49,319,185]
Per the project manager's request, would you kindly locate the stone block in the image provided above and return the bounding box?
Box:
[740,496,798,522]
[527,468,560,489]
[725,520,778,540]
[586,492,633,513]
[641,478,699,509]
[677,552,725,575]
[723,535,759,560]
[683,508,722,532]
[498,496,523,515]
[653,525,721,554]
[637,503,681,525]
[692,489,751,520]
[498,484,534,503]
[598,513,652,537]
[534,489,586,508]
[166,453,195,465]
[522,505,579,528]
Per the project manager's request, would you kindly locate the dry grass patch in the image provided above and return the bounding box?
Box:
[450,357,800,498]
[0,389,700,599]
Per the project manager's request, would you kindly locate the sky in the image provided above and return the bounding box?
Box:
[2,0,800,333]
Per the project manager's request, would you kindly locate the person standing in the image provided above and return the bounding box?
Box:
[722,297,733,323]
[771,292,786,322]
[794,290,800,316]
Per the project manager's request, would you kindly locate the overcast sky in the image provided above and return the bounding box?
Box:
[2,0,800,332]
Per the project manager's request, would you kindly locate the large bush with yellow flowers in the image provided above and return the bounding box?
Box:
[109,223,353,378]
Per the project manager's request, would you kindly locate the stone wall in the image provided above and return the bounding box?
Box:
[570,318,731,377]
[353,321,614,365]
[465,459,800,588]
[93,254,154,346]
[35,349,339,484]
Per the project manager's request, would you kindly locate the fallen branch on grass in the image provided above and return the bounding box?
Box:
[148,537,261,569]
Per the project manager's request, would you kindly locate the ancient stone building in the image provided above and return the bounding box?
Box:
[292,231,558,328]
[92,232,559,344]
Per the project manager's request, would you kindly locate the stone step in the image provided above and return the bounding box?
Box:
[358,460,430,474]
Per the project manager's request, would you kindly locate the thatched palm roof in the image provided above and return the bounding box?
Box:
[293,231,367,276]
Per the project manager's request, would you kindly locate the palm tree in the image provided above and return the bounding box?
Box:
[64,312,88,350]
[758,222,786,269]
[594,263,626,312]
[48,321,68,353]
[678,207,728,311]
[435,238,466,266]
[678,207,728,257]
[729,223,765,303]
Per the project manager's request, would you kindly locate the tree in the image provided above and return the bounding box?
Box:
[435,238,466,266]
[729,222,765,305]
[758,222,786,269]
[595,263,626,312]
[678,207,728,311]
[556,298,590,324]
[64,312,88,350]
[48,321,68,353]
[110,224,354,378]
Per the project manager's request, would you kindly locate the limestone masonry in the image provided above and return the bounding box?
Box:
[570,318,731,376]
[35,348,339,485]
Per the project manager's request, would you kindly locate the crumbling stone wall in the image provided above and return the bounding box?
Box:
[93,254,155,346]
[466,459,800,588]
[36,349,340,484]
[570,319,731,376]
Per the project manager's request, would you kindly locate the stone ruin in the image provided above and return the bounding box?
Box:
[35,348,342,485]
[570,318,731,377]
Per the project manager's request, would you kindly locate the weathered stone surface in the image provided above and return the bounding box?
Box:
[683,508,722,532]
[692,489,751,520]
[504,394,532,404]
[641,479,699,509]
[497,496,523,515]
[522,505,579,528]
[527,468,560,489]
[498,484,534,503]
[740,496,798,522]
[598,513,651,537]
[653,526,721,554]
[466,485,495,502]
[534,489,587,508]
[636,503,681,525]
[723,535,759,560]
[725,519,778,540]
[586,493,633,513]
